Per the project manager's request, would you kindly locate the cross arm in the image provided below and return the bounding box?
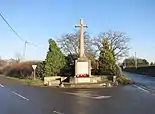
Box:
[75,24,88,28]
[75,24,80,28]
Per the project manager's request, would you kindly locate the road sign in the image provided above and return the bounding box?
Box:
[32,65,37,80]
[32,65,37,70]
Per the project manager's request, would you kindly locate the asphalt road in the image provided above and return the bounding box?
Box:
[0,75,155,114]
[124,71,155,90]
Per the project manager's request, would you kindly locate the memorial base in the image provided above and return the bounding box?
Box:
[75,77,91,83]
[75,57,91,79]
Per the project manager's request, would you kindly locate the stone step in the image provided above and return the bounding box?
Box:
[62,82,117,88]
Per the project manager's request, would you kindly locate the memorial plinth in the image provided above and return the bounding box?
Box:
[75,57,91,83]
[75,58,91,76]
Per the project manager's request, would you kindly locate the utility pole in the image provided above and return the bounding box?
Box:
[135,52,137,69]
[22,41,28,61]
[96,60,99,69]
[123,59,126,69]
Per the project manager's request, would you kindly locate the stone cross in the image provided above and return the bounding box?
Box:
[75,19,87,58]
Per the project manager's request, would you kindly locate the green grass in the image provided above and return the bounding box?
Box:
[4,76,43,86]
[23,79,43,86]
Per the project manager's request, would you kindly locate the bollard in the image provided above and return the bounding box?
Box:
[113,76,116,83]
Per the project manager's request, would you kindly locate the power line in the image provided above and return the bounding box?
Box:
[0,13,25,42]
[0,12,46,60]
[0,12,44,49]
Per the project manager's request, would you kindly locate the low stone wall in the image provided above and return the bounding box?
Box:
[123,66,155,76]
[91,75,108,82]
[69,75,108,84]
[44,76,67,86]
[63,82,114,88]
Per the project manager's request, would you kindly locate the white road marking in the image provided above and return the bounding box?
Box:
[53,110,63,114]
[0,84,29,101]
[132,84,150,93]
[64,92,111,99]
[92,95,112,99]
[0,84,4,88]
[12,91,29,101]
[64,92,91,98]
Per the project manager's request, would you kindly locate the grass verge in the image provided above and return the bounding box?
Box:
[117,75,133,85]
[4,76,43,86]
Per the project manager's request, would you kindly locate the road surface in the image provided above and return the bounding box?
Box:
[124,71,155,91]
[0,75,155,114]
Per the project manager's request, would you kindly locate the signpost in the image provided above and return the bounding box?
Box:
[32,65,37,80]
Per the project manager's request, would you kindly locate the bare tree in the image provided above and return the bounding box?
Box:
[0,56,6,67]
[93,30,130,60]
[57,31,98,69]
[14,53,22,63]
[57,31,95,56]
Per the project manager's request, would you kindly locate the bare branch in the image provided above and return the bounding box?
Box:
[92,30,130,60]
[57,31,95,58]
